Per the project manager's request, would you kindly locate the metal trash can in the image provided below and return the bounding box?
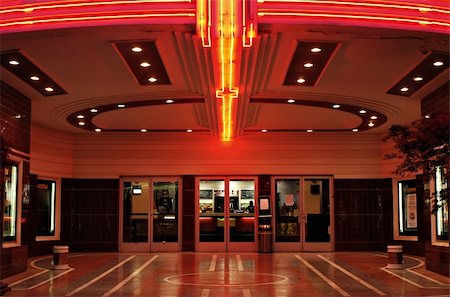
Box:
[258,224,272,253]
[386,245,403,269]
[52,245,70,270]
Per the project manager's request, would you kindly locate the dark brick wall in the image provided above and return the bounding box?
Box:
[61,179,119,252]
[334,179,393,251]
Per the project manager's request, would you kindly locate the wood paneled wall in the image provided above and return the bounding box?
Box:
[334,178,392,251]
[61,179,119,252]
[0,82,31,279]
[182,176,195,251]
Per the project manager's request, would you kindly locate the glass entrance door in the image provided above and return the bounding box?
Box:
[120,177,180,252]
[197,177,257,252]
[273,177,334,252]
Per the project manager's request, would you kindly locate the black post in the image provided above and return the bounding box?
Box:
[0,137,11,295]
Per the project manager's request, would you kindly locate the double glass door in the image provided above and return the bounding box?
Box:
[197,177,257,252]
[273,177,334,251]
[120,177,180,252]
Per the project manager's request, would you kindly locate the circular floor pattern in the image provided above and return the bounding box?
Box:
[164,271,289,287]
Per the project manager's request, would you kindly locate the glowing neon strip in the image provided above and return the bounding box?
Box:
[199,0,211,47]
[257,11,450,27]
[242,0,254,47]
[0,12,195,28]
[0,0,192,14]
[257,0,450,14]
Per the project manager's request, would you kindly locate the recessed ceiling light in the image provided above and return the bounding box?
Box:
[117,104,125,108]
[90,108,98,113]
[8,60,19,66]
[14,114,21,119]
[413,76,424,82]
[287,99,295,103]
[132,47,142,53]
[261,129,268,133]
[370,115,378,120]
[140,62,151,67]
[352,128,359,132]
[368,122,375,127]
[332,104,340,109]
[94,128,101,132]
[311,47,322,53]
[166,99,174,104]
[77,114,84,119]
[425,114,431,119]
[400,87,409,92]
[78,122,85,126]
[304,63,314,68]
[187,129,193,133]
[296,78,305,84]
[359,109,367,114]
[148,77,157,83]
[433,61,444,67]
[306,129,313,133]
[140,129,147,132]
[44,87,54,92]
[30,76,39,81]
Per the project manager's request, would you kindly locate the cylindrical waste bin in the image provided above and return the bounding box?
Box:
[258,224,272,253]
[386,245,403,269]
[52,245,70,270]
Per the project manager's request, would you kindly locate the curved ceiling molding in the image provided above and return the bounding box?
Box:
[66,98,210,133]
[246,98,387,132]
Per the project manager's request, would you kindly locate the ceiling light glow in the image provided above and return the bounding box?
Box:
[90,108,98,113]
[261,129,268,133]
[304,63,314,68]
[117,104,125,108]
[332,104,340,108]
[140,129,147,132]
[78,122,85,126]
[8,60,19,65]
[311,47,322,53]
[368,122,375,127]
[413,76,423,81]
[45,87,54,92]
[370,115,378,120]
[287,99,295,103]
[296,78,305,84]
[352,128,359,132]
[400,87,409,92]
[132,47,142,52]
[94,128,101,132]
[166,99,174,104]
[307,129,313,133]
[140,62,151,67]
[30,76,39,81]
[433,61,444,67]
[76,115,84,119]
[148,77,157,83]
[359,109,366,114]
[187,129,193,133]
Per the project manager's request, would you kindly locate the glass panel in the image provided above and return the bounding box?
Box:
[3,164,18,242]
[304,179,330,242]
[398,180,417,236]
[275,179,300,242]
[153,181,178,242]
[435,167,448,241]
[36,180,56,237]
[229,180,255,242]
[123,181,148,242]
[199,180,225,242]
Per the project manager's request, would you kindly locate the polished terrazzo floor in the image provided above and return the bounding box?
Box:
[3,252,450,297]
